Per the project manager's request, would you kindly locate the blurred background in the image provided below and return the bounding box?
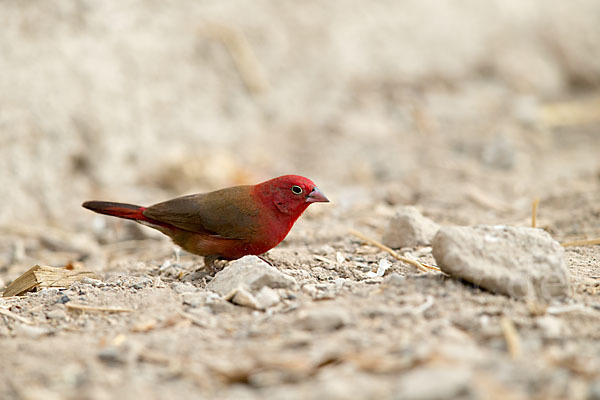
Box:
[2,2,600,399]
[1,0,599,228]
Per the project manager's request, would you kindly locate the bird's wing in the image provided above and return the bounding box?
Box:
[142,186,261,240]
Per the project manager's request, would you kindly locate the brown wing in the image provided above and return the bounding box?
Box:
[143,186,261,240]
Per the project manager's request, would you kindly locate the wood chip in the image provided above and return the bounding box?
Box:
[3,265,98,297]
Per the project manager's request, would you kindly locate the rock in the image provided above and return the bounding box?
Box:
[394,365,472,400]
[226,287,259,309]
[295,307,350,332]
[432,225,569,301]
[255,286,280,310]
[382,206,440,248]
[207,256,296,296]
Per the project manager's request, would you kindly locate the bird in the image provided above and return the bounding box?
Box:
[82,175,329,271]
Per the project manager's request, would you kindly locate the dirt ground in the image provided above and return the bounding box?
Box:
[1,1,600,399]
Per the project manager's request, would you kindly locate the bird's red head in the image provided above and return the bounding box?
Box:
[255,175,329,217]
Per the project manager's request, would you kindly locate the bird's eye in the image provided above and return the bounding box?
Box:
[291,185,303,195]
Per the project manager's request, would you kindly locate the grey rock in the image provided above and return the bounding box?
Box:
[295,307,350,332]
[207,256,296,296]
[383,206,440,248]
[394,365,472,400]
[433,225,569,301]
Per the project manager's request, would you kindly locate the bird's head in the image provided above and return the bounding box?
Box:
[256,175,329,217]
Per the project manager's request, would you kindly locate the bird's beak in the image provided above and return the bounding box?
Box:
[306,187,329,203]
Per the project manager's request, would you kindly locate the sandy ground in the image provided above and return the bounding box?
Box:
[1,1,600,399]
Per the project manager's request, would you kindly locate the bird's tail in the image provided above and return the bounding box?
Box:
[82,201,147,222]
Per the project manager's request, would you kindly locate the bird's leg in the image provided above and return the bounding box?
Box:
[172,246,181,264]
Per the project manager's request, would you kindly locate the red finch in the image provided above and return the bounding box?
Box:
[82,175,329,270]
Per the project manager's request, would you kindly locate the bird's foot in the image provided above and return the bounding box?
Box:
[204,255,228,275]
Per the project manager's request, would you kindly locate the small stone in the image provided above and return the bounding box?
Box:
[98,346,127,366]
[131,277,153,289]
[255,287,280,310]
[384,273,405,286]
[181,292,206,308]
[205,297,237,314]
[171,282,197,294]
[394,365,472,400]
[227,287,259,309]
[56,295,70,304]
[382,206,440,248]
[46,308,67,320]
[433,225,569,301]
[207,256,296,296]
[80,277,104,287]
[536,315,563,337]
[295,307,350,332]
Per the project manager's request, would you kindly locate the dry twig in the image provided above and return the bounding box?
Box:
[500,317,521,359]
[531,198,539,228]
[0,307,33,325]
[349,229,440,273]
[65,303,134,313]
[561,238,600,247]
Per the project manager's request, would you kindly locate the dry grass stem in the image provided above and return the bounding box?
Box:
[561,238,600,247]
[349,229,439,273]
[65,303,135,313]
[500,317,521,359]
[0,307,33,324]
[531,198,539,228]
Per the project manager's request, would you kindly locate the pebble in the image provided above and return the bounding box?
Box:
[171,282,198,294]
[207,256,297,296]
[80,278,105,287]
[227,287,260,309]
[98,346,127,366]
[295,307,351,332]
[254,286,280,310]
[46,308,67,320]
[382,206,440,248]
[433,225,569,301]
[394,365,472,400]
